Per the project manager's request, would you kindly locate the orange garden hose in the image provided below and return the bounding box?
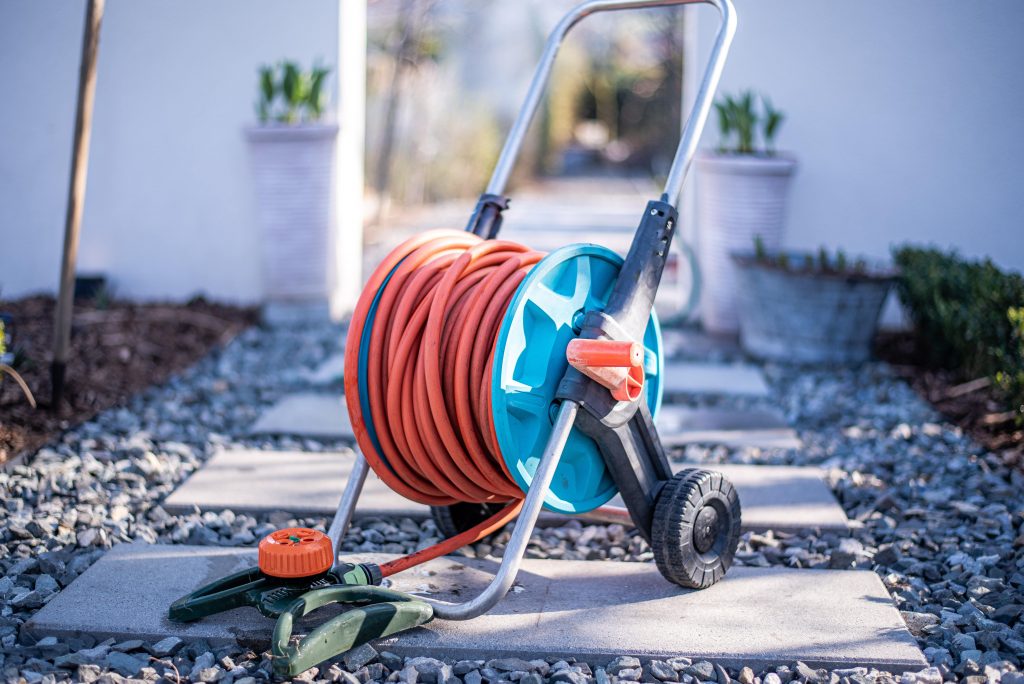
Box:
[344,230,545,577]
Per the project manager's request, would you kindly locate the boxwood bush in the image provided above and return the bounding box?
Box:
[893,246,1024,419]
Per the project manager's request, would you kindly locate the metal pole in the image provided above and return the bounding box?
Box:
[660,0,734,204]
[328,453,370,571]
[52,0,105,409]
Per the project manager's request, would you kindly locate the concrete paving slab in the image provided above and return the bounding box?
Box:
[163,450,847,532]
[26,544,926,671]
[660,327,740,359]
[163,449,419,518]
[248,394,795,449]
[656,406,802,449]
[662,362,770,397]
[249,393,351,439]
[304,354,345,385]
[606,464,848,532]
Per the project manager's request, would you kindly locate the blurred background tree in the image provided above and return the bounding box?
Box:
[364,0,686,222]
[548,9,684,178]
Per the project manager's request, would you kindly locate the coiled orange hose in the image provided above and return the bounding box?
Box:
[344,230,545,576]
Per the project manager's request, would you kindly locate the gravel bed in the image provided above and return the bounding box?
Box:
[1,324,1022,683]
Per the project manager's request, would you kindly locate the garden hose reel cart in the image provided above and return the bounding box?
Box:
[170,0,741,676]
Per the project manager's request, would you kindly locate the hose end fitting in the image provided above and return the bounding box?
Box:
[566,338,645,402]
[339,562,383,587]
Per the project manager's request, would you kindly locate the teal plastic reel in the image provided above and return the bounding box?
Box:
[491,243,662,514]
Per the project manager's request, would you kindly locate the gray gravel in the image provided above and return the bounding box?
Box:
[1,322,1021,683]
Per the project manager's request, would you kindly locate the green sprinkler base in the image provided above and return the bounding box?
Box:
[169,560,431,678]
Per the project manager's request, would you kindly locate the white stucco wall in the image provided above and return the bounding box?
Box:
[0,0,360,304]
[692,0,1024,274]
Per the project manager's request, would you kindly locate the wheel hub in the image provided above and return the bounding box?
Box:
[692,505,720,554]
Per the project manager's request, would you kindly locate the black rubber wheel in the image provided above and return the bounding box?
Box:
[651,468,742,589]
[430,502,505,540]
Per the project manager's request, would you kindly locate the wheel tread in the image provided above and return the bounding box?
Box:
[651,468,742,589]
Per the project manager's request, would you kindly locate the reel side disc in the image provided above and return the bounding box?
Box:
[491,244,663,514]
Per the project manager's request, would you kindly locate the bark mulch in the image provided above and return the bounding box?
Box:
[0,295,258,465]
[876,331,1023,468]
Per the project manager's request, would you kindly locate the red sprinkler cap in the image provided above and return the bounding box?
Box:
[566,339,645,402]
[258,527,333,578]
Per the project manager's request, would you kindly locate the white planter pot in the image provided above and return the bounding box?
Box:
[695,152,797,334]
[246,124,339,319]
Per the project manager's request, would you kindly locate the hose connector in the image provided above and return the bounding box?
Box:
[339,562,383,587]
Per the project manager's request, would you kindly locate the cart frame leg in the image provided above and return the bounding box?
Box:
[327,402,578,621]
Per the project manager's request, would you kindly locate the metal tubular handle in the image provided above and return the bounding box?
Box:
[328,0,738,620]
[485,0,736,208]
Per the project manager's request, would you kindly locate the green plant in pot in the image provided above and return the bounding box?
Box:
[731,237,896,364]
[696,91,797,335]
[256,61,331,124]
[247,61,339,324]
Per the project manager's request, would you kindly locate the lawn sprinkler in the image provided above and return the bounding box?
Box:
[171,0,740,676]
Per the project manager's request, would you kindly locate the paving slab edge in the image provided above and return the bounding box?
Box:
[374,641,929,674]
[22,620,927,674]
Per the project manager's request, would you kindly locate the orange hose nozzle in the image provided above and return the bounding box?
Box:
[566,339,645,402]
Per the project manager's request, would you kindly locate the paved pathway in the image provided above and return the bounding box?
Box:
[656,406,801,449]
[249,361,792,447]
[27,544,926,672]
[7,297,1012,682]
[661,362,770,397]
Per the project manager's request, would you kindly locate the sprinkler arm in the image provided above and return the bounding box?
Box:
[484,0,736,209]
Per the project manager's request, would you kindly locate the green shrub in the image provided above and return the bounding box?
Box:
[892,246,1024,417]
[996,307,1024,414]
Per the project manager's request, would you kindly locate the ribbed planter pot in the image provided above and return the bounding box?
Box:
[732,254,895,364]
[246,124,338,321]
[696,152,797,334]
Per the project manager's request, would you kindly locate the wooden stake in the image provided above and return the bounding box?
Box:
[52,0,105,409]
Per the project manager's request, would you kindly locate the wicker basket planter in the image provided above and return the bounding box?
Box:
[732,251,895,364]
